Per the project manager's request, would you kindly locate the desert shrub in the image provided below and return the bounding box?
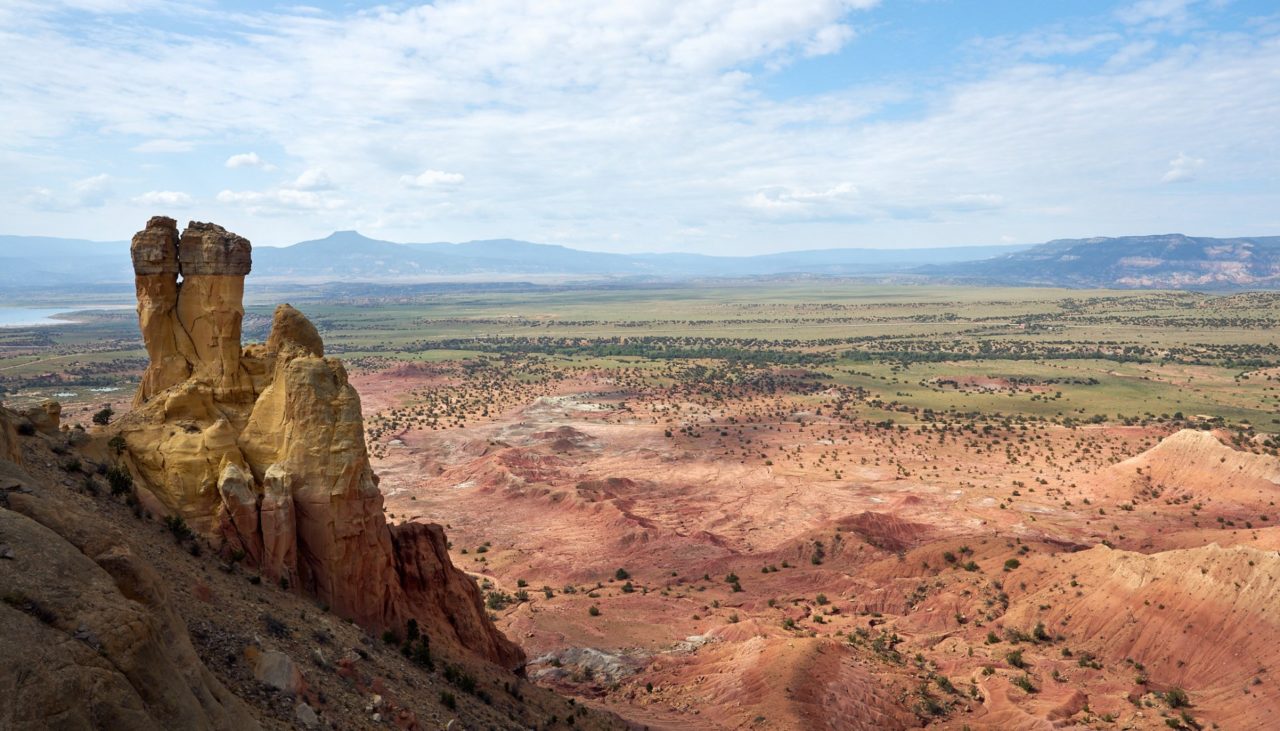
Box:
[1164,688,1190,708]
[1012,674,1038,693]
[486,591,514,610]
[105,466,133,496]
[92,407,114,426]
[443,664,478,695]
[1033,622,1051,642]
[163,514,192,542]
[263,614,290,638]
[402,633,432,670]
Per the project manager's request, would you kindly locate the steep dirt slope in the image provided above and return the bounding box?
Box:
[996,542,1280,730]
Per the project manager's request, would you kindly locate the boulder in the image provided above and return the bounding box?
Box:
[22,400,60,436]
[249,648,306,696]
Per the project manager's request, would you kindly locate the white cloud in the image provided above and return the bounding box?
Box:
[23,173,114,210]
[70,173,112,206]
[804,24,855,57]
[400,169,465,188]
[1117,0,1205,33]
[1118,0,1194,25]
[746,183,865,218]
[20,187,59,210]
[217,187,344,215]
[225,152,276,171]
[1161,152,1204,183]
[133,190,193,206]
[1106,39,1158,68]
[293,167,334,191]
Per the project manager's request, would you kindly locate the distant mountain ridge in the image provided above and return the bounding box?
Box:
[1,230,1277,291]
[925,234,1280,289]
[253,230,1028,280]
[0,229,1027,287]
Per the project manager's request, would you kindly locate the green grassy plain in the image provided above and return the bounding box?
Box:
[3,284,1278,432]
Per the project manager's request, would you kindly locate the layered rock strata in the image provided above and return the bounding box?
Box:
[115,217,523,669]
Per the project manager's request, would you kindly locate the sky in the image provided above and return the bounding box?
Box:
[1,0,1278,253]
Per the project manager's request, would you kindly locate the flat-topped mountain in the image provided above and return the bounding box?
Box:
[927,233,1280,288]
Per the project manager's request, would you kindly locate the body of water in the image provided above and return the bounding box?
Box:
[0,307,74,327]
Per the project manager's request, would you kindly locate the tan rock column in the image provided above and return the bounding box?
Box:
[176,222,253,400]
[131,216,187,404]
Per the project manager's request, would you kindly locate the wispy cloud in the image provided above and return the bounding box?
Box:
[400,169,465,189]
[225,152,276,171]
[216,187,344,215]
[22,173,114,211]
[133,190,193,206]
[1161,152,1205,183]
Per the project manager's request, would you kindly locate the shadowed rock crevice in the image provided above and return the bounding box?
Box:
[116,217,524,669]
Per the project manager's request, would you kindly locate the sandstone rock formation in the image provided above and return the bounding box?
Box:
[22,399,61,436]
[0,439,259,731]
[114,218,523,669]
[0,405,19,463]
[132,217,253,404]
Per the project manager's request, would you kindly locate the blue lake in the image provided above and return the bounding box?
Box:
[0,307,74,327]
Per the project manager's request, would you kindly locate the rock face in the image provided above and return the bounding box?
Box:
[116,219,523,669]
[0,453,259,731]
[22,399,61,436]
[0,406,19,463]
[132,217,253,404]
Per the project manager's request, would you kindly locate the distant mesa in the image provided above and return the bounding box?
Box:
[114,216,524,669]
[924,233,1280,288]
